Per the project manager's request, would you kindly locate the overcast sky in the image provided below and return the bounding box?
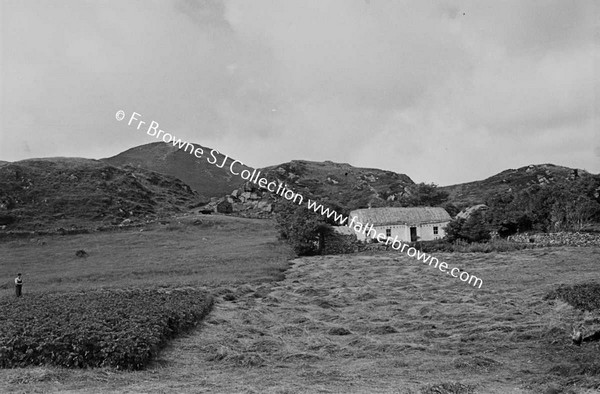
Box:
[1,0,598,185]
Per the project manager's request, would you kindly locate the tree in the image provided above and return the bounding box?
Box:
[273,200,334,256]
[485,191,533,236]
[444,210,491,243]
[460,210,492,242]
[395,183,449,207]
[483,175,600,234]
[444,217,466,243]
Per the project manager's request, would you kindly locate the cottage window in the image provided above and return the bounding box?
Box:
[386,228,391,237]
[433,226,439,235]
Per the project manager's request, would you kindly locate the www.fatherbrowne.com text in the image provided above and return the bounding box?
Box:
[117,110,483,289]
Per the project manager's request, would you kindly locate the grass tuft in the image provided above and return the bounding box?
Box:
[327,327,352,336]
[419,382,476,394]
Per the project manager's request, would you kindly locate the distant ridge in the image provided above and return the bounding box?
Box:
[441,163,598,206]
[102,142,251,198]
[103,143,417,212]
[102,143,599,213]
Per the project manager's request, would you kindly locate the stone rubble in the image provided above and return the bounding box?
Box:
[508,232,600,247]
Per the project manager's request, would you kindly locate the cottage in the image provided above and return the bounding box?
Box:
[349,207,451,242]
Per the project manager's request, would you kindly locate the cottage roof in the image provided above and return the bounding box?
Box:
[349,207,451,226]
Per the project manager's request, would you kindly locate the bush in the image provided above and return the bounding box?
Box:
[420,382,475,394]
[273,200,334,256]
[0,288,213,370]
[544,282,600,312]
[320,233,357,255]
[0,215,16,226]
[445,210,491,243]
[394,182,449,207]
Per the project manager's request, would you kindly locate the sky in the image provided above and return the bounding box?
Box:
[1,0,598,186]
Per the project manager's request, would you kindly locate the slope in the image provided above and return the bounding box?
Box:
[219,159,416,218]
[441,164,597,207]
[102,142,251,198]
[0,157,205,231]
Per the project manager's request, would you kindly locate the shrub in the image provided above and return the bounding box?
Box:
[394,182,449,207]
[420,382,475,394]
[0,215,16,226]
[320,233,357,255]
[544,282,600,312]
[0,288,213,370]
[445,210,491,243]
[273,200,334,256]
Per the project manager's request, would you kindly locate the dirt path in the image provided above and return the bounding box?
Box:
[3,248,600,393]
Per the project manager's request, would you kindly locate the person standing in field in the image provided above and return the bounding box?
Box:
[15,273,23,297]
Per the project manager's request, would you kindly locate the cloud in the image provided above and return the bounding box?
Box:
[1,0,250,156]
[1,0,598,184]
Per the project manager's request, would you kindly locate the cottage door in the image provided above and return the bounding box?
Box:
[410,227,417,242]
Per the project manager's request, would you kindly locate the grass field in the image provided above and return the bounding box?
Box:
[1,217,600,393]
[0,214,293,293]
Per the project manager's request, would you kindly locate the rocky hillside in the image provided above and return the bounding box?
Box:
[262,160,414,208]
[102,143,600,221]
[0,158,206,232]
[103,142,251,198]
[441,164,597,206]
[206,160,415,218]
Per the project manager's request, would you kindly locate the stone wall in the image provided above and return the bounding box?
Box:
[508,232,600,247]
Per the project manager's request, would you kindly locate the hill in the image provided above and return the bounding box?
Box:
[103,142,251,198]
[0,157,206,231]
[104,142,416,216]
[214,159,416,218]
[441,164,597,207]
[261,160,414,209]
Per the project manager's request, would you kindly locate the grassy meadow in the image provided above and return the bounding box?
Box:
[1,215,600,393]
[0,214,293,294]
